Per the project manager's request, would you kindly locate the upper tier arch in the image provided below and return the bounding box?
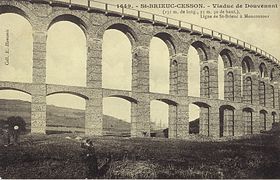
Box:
[259,63,268,78]
[154,32,176,56]
[47,91,89,100]
[47,13,89,38]
[0,4,33,26]
[242,56,255,73]
[0,0,41,18]
[191,41,209,61]
[0,87,31,96]
[96,20,140,46]
[219,48,238,68]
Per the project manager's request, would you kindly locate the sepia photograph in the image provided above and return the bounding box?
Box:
[0,0,279,179]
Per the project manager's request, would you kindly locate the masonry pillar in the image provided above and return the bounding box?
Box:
[224,67,242,102]
[233,67,242,102]
[246,72,260,135]
[208,60,219,99]
[31,30,47,134]
[199,106,210,136]
[171,53,188,97]
[264,79,271,108]
[85,37,103,135]
[171,53,189,139]
[131,42,150,137]
[234,109,244,136]
[252,109,260,134]
[266,111,273,130]
[176,103,189,139]
[223,109,234,137]
[209,105,220,137]
[231,67,243,136]
[201,59,219,137]
[272,67,280,123]
[168,56,178,138]
[222,109,228,137]
[200,62,209,98]
[259,110,266,131]
[224,69,233,101]
[168,104,177,138]
[132,97,150,137]
[251,73,259,105]
[273,82,279,110]
[279,89,280,111]
[243,109,249,135]
[275,113,279,123]
[265,81,273,130]
[131,102,137,137]
[200,60,219,99]
[169,56,178,95]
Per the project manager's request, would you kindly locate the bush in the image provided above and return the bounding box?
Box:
[106,160,157,179]
[7,116,26,132]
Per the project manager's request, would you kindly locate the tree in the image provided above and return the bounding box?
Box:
[7,116,26,132]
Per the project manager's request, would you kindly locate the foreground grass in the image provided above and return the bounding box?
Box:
[0,133,280,179]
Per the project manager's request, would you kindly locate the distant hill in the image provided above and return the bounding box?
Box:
[0,99,130,136]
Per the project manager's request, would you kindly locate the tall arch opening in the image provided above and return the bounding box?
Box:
[270,68,276,81]
[218,55,224,100]
[150,100,168,138]
[242,56,254,74]
[0,90,31,132]
[201,66,210,98]
[225,72,234,101]
[46,94,86,134]
[192,102,210,136]
[189,104,200,134]
[47,20,86,86]
[102,29,132,90]
[242,56,254,104]
[260,110,267,131]
[243,108,253,135]
[259,63,268,78]
[103,97,131,136]
[271,85,275,108]
[199,105,210,136]
[189,41,208,98]
[220,49,234,101]
[272,112,277,123]
[259,81,266,106]
[188,46,200,97]
[150,33,174,94]
[0,13,32,83]
[243,77,253,104]
[219,105,234,137]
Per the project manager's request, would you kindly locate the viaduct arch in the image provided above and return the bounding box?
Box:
[0,0,279,138]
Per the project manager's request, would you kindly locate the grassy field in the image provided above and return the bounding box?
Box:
[0,132,280,179]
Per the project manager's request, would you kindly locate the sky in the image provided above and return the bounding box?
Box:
[0,0,279,127]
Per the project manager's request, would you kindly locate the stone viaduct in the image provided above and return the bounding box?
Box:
[0,0,279,138]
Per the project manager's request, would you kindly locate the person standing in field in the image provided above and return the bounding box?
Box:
[4,116,26,146]
[81,139,98,178]
[2,123,11,147]
[12,125,20,145]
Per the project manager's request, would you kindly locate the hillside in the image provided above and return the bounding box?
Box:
[0,99,130,136]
